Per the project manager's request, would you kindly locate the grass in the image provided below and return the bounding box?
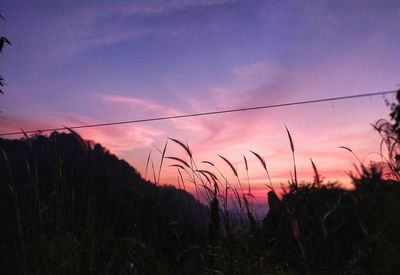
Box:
[1,122,400,274]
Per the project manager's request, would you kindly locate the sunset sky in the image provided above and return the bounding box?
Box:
[1,0,400,202]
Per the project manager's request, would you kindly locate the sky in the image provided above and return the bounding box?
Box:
[1,0,400,203]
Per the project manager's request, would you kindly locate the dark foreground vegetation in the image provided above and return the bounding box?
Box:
[1,92,400,274]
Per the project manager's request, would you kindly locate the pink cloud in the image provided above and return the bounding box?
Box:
[59,114,164,154]
[2,54,391,203]
[95,93,180,116]
[0,114,60,136]
[85,57,391,195]
[159,57,390,192]
[78,125,162,154]
[94,93,212,134]
[210,65,295,109]
[0,113,163,155]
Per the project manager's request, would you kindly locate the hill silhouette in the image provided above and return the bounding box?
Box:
[0,132,207,274]
[1,127,400,274]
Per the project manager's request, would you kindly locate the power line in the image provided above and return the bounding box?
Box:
[0,89,397,137]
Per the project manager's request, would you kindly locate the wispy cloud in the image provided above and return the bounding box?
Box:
[52,29,151,57]
[43,0,237,58]
[78,125,162,154]
[93,93,209,133]
[95,93,180,116]
[93,90,282,157]
[0,113,163,154]
[92,0,237,18]
[0,114,56,135]
[60,114,164,153]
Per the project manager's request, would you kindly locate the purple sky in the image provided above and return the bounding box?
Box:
[1,0,400,201]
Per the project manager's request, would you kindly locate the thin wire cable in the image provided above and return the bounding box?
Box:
[0,89,397,137]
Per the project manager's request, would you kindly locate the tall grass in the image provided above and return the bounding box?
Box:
[1,118,400,274]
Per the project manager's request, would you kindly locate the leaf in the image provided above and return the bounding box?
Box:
[169,164,186,170]
[218,155,238,177]
[176,166,186,190]
[2,37,11,45]
[168,137,192,158]
[0,37,11,52]
[243,155,248,171]
[151,160,156,185]
[199,184,214,196]
[339,146,362,164]
[201,160,215,167]
[285,124,294,153]
[196,169,219,183]
[338,146,353,153]
[250,150,273,190]
[145,151,152,180]
[250,151,267,171]
[157,140,168,183]
[0,146,8,162]
[285,125,297,186]
[310,158,321,188]
[165,156,191,169]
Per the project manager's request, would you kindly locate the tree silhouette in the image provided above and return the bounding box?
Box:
[0,14,11,95]
[0,132,208,274]
[390,90,400,137]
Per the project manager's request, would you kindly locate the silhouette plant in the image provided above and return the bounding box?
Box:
[2,97,400,274]
[0,14,11,95]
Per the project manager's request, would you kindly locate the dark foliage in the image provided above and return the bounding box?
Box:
[0,14,11,95]
[262,173,400,274]
[0,132,207,274]
[2,91,400,274]
[259,90,400,274]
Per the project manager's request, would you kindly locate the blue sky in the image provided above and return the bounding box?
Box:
[1,0,400,200]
